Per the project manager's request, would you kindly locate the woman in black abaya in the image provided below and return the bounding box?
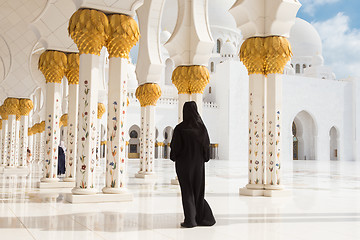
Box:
[170,101,216,228]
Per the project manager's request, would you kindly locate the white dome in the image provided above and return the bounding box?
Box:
[288,18,322,57]
[221,40,237,56]
[161,0,237,33]
[311,54,324,66]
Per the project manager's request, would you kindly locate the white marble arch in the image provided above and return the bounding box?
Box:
[291,110,318,161]
[128,124,140,156]
[329,126,340,161]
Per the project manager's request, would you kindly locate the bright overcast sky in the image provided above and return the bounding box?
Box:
[297,0,360,79]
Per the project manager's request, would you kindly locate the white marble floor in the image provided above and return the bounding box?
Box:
[1,159,360,240]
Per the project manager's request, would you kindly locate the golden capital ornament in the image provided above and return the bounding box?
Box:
[135,83,162,107]
[38,50,67,84]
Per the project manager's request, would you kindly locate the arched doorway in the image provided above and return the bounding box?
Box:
[292,111,318,160]
[329,126,338,161]
[292,122,298,160]
[128,125,140,159]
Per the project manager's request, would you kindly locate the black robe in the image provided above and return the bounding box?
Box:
[170,101,216,227]
[57,146,66,175]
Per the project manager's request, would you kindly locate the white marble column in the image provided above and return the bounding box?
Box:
[64,53,79,182]
[4,98,20,169]
[177,94,191,122]
[0,118,7,167]
[247,74,265,189]
[28,129,33,164]
[38,50,67,182]
[18,114,30,168]
[138,106,147,175]
[6,114,17,168]
[104,57,129,193]
[14,118,20,167]
[265,73,283,189]
[0,120,2,166]
[68,8,108,195]
[96,103,105,169]
[42,82,62,182]
[72,54,100,195]
[144,106,156,174]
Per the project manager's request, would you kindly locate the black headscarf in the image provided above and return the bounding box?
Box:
[182,101,206,131]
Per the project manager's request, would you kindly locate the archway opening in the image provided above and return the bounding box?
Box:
[128,125,140,159]
[163,126,174,159]
[292,111,318,160]
[329,126,338,161]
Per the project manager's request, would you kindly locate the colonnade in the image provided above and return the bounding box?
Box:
[0,98,33,170]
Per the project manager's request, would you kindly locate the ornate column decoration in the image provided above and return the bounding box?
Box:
[28,127,34,164]
[18,99,33,168]
[4,98,20,168]
[96,103,105,169]
[103,13,139,193]
[15,113,21,167]
[64,53,79,182]
[69,8,108,195]
[34,123,41,164]
[39,121,46,166]
[0,106,8,167]
[38,50,67,182]
[230,0,301,196]
[135,83,161,178]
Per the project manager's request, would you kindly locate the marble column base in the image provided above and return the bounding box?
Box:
[135,172,157,180]
[40,177,60,183]
[240,186,292,197]
[171,177,179,185]
[3,167,29,174]
[37,181,76,189]
[63,177,76,182]
[65,192,133,204]
[17,166,28,169]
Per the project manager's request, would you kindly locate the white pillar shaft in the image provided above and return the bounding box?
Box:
[6,115,17,168]
[247,74,265,188]
[35,133,40,163]
[64,84,79,181]
[104,57,128,193]
[42,82,61,182]
[19,116,29,167]
[139,106,147,173]
[178,93,191,122]
[62,127,68,145]
[1,120,8,166]
[28,135,33,163]
[40,132,45,165]
[14,120,20,166]
[96,120,101,167]
[73,54,99,194]
[190,93,203,116]
[144,105,155,173]
[265,73,282,189]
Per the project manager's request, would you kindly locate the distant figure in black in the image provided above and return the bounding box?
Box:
[57,141,66,176]
[170,101,216,228]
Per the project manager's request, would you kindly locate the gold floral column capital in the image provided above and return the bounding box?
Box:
[65,53,80,84]
[0,105,7,120]
[240,37,266,75]
[28,127,32,136]
[38,50,67,84]
[135,83,162,107]
[264,36,292,75]
[60,114,68,127]
[0,119,2,130]
[106,14,140,59]
[240,36,293,76]
[97,103,106,119]
[68,9,109,55]
[19,99,34,116]
[172,66,210,94]
[4,98,20,116]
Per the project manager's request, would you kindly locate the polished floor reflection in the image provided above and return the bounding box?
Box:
[1,159,360,240]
